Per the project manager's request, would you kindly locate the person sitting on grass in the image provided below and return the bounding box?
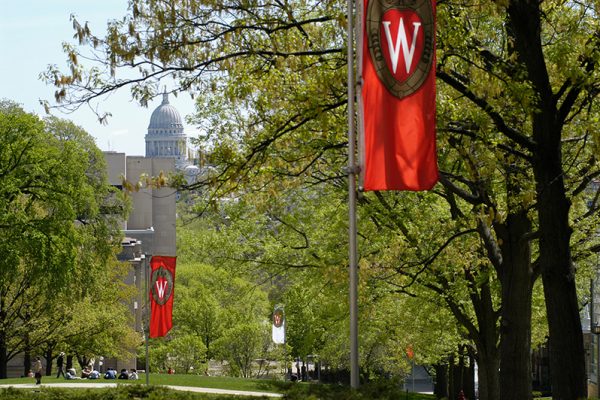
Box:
[104,367,117,379]
[81,366,91,379]
[118,368,129,379]
[66,368,81,380]
[88,369,100,379]
[128,369,138,380]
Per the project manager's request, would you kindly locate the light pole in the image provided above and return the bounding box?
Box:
[144,254,150,386]
[594,281,600,393]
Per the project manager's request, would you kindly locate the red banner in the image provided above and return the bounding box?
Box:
[360,0,438,191]
[149,256,176,338]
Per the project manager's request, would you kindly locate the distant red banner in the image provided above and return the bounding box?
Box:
[149,256,176,338]
[360,0,438,191]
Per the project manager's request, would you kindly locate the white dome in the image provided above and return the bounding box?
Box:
[147,93,184,136]
[183,164,201,184]
[184,164,201,174]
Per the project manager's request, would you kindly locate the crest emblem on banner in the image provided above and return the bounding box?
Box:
[272,306,285,344]
[151,266,174,305]
[366,0,434,98]
[273,308,284,328]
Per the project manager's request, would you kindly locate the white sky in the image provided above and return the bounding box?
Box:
[0,0,198,156]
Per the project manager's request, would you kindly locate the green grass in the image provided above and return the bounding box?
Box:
[146,373,282,392]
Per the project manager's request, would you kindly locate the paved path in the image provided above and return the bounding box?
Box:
[0,382,283,398]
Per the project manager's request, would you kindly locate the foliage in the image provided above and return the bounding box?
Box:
[177,189,462,380]
[145,257,272,377]
[0,385,263,400]
[43,0,600,397]
[213,322,270,378]
[279,380,435,400]
[167,334,208,375]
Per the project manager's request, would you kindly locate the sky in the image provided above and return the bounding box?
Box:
[0,0,199,156]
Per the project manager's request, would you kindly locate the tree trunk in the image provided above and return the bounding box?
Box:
[44,348,53,376]
[434,363,449,399]
[536,171,586,399]
[477,349,500,400]
[0,333,7,379]
[450,353,473,400]
[472,276,500,400]
[506,0,587,396]
[448,355,459,400]
[23,351,31,377]
[66,355,74,370]
[498,211,533,400]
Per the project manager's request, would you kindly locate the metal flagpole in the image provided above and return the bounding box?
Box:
[144,255,150,385]
[346,0,359,389]
[284,318,288,381]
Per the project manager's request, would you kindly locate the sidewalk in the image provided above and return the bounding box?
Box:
[0,382,283,398]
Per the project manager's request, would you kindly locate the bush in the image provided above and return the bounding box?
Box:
[0,385,269,400]
[277,381,435,400]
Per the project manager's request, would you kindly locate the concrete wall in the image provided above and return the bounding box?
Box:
[103,152,177,258]
[123,156,176,257]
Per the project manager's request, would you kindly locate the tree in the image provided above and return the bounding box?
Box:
[435,1,600,397]
[213,322,269,378]
[177,186,469,385]
[175,290,222,359]
[167,251,274,377]
[167,334,208,374]
[0,101,129,378]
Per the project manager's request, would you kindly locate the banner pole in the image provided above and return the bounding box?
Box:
[346,0,359,389]
[284,321,288,381]
[145,255,150,386]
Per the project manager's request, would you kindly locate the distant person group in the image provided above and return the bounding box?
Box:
[29,352,139,384]
[65,366,138,380]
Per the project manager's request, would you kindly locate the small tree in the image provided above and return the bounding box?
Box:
[214,322,269,378]
[167,334,207,374]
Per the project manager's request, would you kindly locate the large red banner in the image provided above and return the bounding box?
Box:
[149,255,176,338]
[360,0,438,191]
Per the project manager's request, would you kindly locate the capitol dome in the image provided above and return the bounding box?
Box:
[147,93,184,136]
[145,92,188,160]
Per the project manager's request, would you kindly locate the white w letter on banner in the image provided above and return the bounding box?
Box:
[156,280,168,300]
[382,18,421,74]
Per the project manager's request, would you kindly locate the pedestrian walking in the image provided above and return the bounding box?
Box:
[33,357,43,385]
[56,352,65,378]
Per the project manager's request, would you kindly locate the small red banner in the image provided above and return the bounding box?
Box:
[149,255,177,338]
